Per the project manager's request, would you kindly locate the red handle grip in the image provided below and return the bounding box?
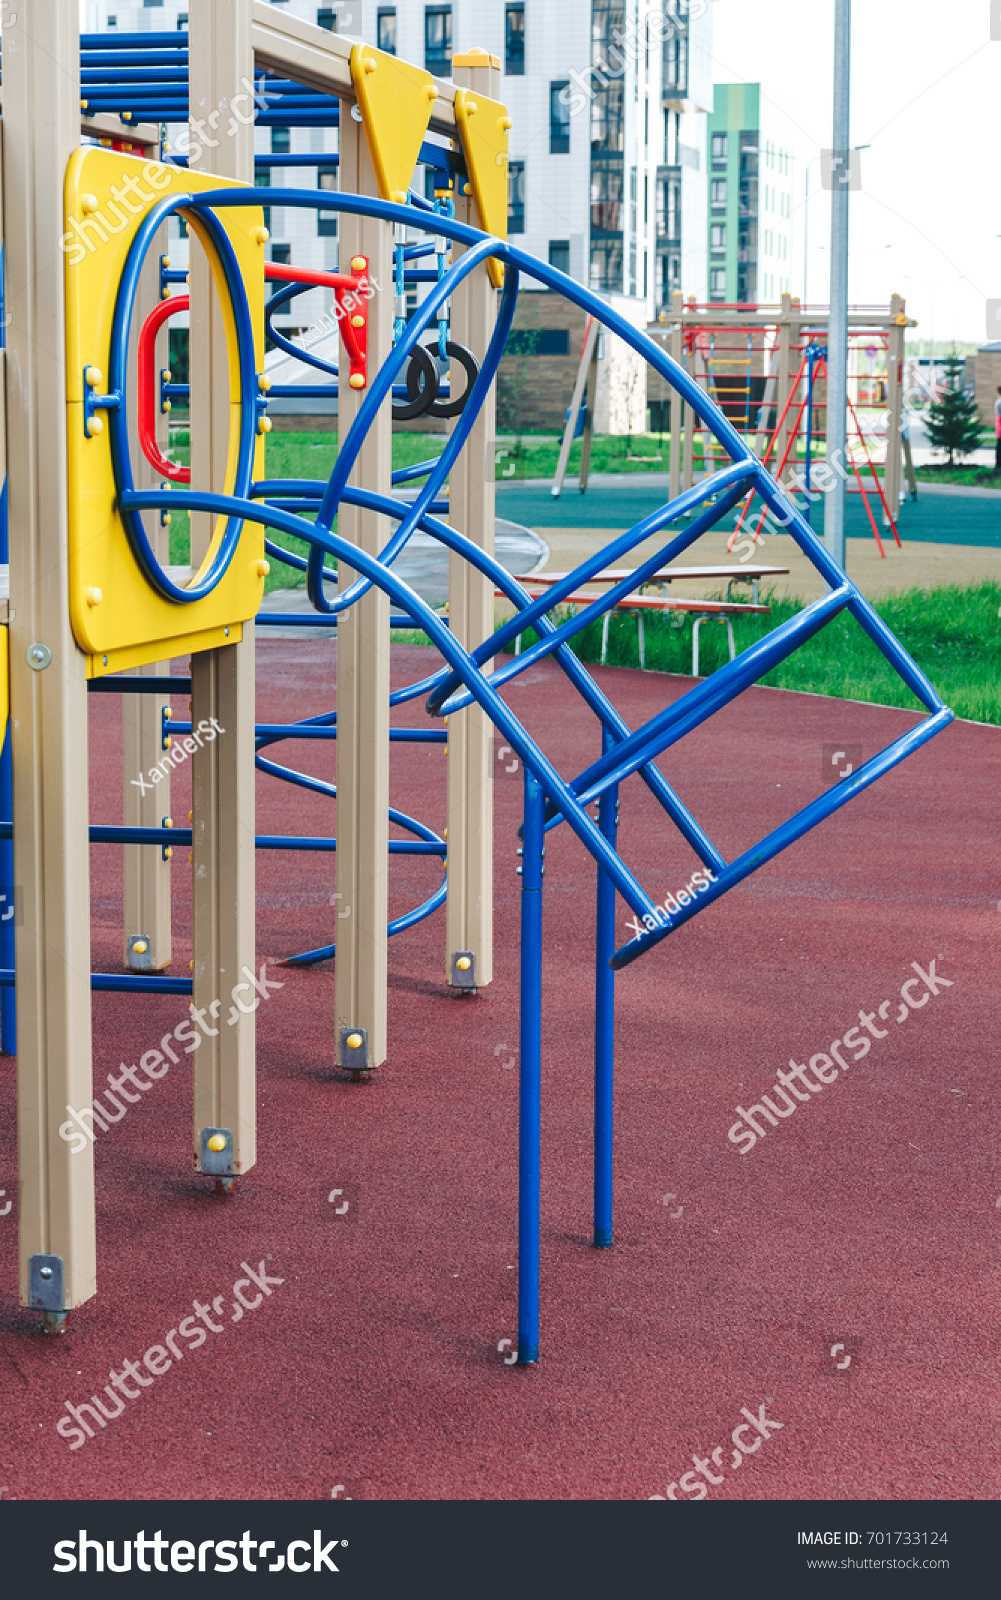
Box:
[138,294,190,483]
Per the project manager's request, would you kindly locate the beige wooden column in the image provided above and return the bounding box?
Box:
[444,49,499,992]
[334,106,391,1070]
[883,296,905,526]
[123,206,173,971]
[6,0,97,1319]
[188,0,257,1177]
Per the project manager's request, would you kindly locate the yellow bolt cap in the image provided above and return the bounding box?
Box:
[133,939,148,954]
[349,373,365,389]
[163,368,172,383]
[255,559,271,577]
[207,1134,226,1152]
[164,735,173,748]
[350,255,367,272]
[346,1032,363,1050]
[163,513,172,526]
[258,415,273,433]
[85,366,102,387]
[86,587,103,607]
[80,194,99,214]
[364,57,377,72]
[351,314,365,328]
[500,117,513,131]
[164,847,173,860]
[464,183,473,196]
[87,415,104,436]
[425,84,438,101]
[163,256,171,268]
[258,375,272,392]
[457,956,471,971]
[254,226,270,244]
[163,399,172,412]
[390,189,408,203]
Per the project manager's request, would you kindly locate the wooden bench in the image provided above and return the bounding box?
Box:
[502,563,785,676]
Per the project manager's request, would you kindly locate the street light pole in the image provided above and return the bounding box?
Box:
[824,0,851,568]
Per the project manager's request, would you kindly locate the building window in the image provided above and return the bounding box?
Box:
[710,267,727,300]
[711,132,728,162]
[254,170,270,231]
[175,12,186,27]
[377,8,397,53]
[424,7,452,75]
[505,4,525,75]
[271,126,290,155]
[270,243,292,265]
[107,12,117,24]
[318,170,338,236]
[550,82,570,154]
[666,178,679,242]
[589,238,623,294]
[317,6,336,27]
[711,178,727,207]
[549,240,570,275]
[143,0,163,7]
[710,222,726,250]
[508,161,525,233]
[590,162,623,233]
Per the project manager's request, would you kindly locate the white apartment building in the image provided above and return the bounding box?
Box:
[81,0,714,320]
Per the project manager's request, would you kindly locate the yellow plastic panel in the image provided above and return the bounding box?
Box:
[349,43,437,205]
[64,147,266,676]
[453,88,510,289]
[0,625,7,733]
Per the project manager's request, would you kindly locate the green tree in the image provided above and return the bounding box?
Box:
[924,348,983,466]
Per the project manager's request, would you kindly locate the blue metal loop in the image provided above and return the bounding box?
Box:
[108,192,258,603]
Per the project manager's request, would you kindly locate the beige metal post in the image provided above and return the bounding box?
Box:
[188,0,257,1178]
[884,294,905,526]
[334,105,392,1070]
[445,49,500,992]
[123,205,173,972]
[6,0,97,1320]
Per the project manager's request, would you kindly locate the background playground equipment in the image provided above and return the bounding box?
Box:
[644,291,918,541]
[6,3,951,1369]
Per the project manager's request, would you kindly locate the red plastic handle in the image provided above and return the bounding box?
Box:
[265,259,369,386]
[138,293,190,483]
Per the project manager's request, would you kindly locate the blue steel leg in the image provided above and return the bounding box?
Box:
[593,753,619,1248]
[517,769,544,1366]
[0,724,14,1055]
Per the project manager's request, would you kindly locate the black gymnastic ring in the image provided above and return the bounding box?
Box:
[392,343,440,421]
[426,340,480,419]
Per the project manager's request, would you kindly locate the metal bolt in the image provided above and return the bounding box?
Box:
[26,643,52,670]
[39,1267,52,1280]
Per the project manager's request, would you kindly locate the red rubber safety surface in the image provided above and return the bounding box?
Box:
[0,641,997,1502]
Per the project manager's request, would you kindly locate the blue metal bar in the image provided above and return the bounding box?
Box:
[593,743,618,1249]
[518,769,544,1366]
[610,705,953,970]
[0,969,194,994]
[81,30,189,45]
[254,154,339,168]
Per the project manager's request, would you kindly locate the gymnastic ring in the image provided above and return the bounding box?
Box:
[392,344,439,421]
[426,340,479,419]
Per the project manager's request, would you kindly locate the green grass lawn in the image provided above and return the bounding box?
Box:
[560,581,1001,725]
